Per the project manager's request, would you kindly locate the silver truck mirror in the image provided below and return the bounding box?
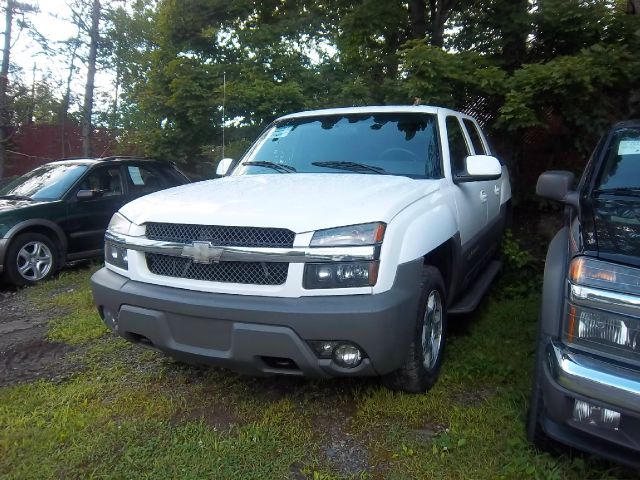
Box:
[216,158,234,177]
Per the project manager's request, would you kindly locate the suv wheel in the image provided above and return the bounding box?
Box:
[382,266,447,393]
[4,233,58,286]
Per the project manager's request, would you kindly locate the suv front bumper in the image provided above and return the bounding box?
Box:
[91,260,423,378]
[541,340,640,469]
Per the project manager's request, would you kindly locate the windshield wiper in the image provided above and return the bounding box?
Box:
[0,194,33,201]
[311,161,385,174]
[242,161,297,173]
[593,187,640,196]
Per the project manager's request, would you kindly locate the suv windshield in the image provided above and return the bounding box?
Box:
[595,126,640,191]
[234,113,442,179]
[0,163,89,200]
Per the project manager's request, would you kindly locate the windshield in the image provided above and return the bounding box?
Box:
[233,113,442,179]
[0,163,89,200]
[596,126,640,191]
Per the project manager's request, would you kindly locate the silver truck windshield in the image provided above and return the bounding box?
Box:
[234,113,442,179]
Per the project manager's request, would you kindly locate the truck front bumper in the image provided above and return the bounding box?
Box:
[540,340,640,469]
[91,260,422,378]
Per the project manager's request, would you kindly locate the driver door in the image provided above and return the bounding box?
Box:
[64,165,130,256]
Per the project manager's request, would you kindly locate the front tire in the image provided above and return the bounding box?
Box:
[382,266,447,393]
[4,233,58,286]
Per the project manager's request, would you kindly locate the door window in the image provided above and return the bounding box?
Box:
[446,117,470,176]
[79,166,124,197]
[462,119,487,155]
[126,165,169,194]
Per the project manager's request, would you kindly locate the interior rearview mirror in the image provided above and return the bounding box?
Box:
[216,158,234,177]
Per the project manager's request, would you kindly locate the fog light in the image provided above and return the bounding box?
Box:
[333,343,362,368]
[102,307,119,331]
[573,399,620,430]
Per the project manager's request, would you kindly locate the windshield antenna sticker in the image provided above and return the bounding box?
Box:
[270,126,293,140]
[618,140,640,155]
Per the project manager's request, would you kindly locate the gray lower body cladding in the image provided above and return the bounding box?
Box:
[90,260,423,378]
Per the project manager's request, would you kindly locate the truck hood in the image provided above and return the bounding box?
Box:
[120,173,440,232]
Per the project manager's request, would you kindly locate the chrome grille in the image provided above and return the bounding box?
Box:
[146,253,288,285]
[146,223,295,248]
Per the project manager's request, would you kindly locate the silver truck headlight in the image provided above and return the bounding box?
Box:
[107,212,134,235]
[304,261,379,289]
[310,222,385,246]
[565,257,640,363]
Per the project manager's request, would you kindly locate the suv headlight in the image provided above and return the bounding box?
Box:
[565,257,640,364]
[304,222,385,289]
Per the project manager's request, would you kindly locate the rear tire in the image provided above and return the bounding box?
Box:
[382,266,447,393]
[4,233,59,286]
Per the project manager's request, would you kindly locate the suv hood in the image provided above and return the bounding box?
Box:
[120,173,440,232]
[592,196,640,267]
[0,198,48,213]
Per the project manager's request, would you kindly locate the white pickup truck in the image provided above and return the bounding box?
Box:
[91,106,511,393]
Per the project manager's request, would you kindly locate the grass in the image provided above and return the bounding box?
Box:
[1,263,639,479]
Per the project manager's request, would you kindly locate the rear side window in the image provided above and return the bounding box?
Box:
[446,116,470,176]
[462,119,487,155]
[596,127,640,190]
[126,165,170,194]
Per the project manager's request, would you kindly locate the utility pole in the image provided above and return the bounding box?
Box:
[81,0,100,157]
[0,0,14,178]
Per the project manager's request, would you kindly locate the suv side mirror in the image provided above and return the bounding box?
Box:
[536,170,579,209]
[216,158,234,177]
[455,155,502,183]
[76,189,101,200]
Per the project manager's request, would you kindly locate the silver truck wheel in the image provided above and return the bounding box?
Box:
[422,290,443,370]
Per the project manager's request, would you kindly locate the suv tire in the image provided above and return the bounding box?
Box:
[383,266,447,393]
[4,233,59,286]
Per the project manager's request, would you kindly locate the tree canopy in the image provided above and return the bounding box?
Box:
[2,0,639,185]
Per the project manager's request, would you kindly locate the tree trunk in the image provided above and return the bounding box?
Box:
[500,0,529,71]
[427,0,458,48]
[0,0,14,178]
[61,34,80,158]
[81,0,100,158]
[408,0,427,40]
[628,0,639,14]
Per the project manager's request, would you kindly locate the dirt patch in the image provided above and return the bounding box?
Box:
[0,286,77,387]
[173,404,241,432]
[311,397,376,477]
[0,339,77,387]
[450,387,496,407]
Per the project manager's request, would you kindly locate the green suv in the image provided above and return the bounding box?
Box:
[0,157,189,286]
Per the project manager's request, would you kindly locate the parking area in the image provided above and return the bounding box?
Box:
[0,210,638,479]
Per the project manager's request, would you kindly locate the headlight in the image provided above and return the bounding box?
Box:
[105,241,128,269]
[304,261,379,289]
[310,222,385,247]
[107,212,134,235]
[565,257,640,364]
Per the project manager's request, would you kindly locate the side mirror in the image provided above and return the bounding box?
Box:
[76,189,101,200]
[455,155,502,183]
[216,158,234,177]
[536,170,579,209]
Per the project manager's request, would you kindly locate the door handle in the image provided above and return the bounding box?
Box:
[480,190,488,203]
[494,185,500,195]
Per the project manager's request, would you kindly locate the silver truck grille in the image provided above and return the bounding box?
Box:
[146,223,295,248]
[146,253,289,285]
